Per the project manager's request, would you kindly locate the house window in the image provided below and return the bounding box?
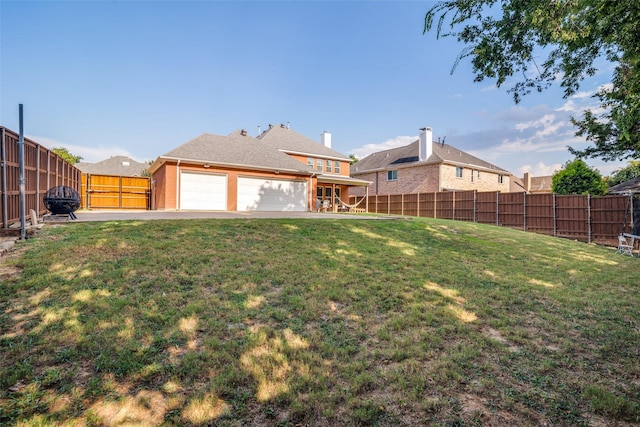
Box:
[498,174,505,184]
[316,159,323,172]
[317,187,323,198]
[387,170,398,181]
[456,166,463,178]
[335,187,341,199]
[334,161,341,174]
[325,160,332,173]
[307,157,314,167]
[471,170,474,182]
[325,187,332,198]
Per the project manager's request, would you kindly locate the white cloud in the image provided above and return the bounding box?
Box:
[518,162,563,177]
[28,135,138,163]
[350,135,416,159]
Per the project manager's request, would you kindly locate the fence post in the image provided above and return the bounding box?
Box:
[553,193,557,237]
[401,193,404,216]
[417,192,420,217]
[434,192,437,218]
[474,190,477,223]
[523,192,527,231]
[1,127,7,229]
[387,194,390,215]
[587,194,591,243]
[452,190,456,221]
[496,191,499,226]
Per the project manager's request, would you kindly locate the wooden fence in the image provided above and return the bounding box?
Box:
[81,174,151,209]
[1,126,81,230]
[350,191,636,246]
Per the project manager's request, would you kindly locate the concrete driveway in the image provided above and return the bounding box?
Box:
[70,210,375,222]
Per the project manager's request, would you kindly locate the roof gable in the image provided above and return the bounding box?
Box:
[257,125,349,160]
[76,156,147,176]
[351,139,510,174]
[157,131,314,174]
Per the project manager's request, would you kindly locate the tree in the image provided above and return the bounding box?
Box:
[52,147,83,165]
[424,1,640,161]
[349,154,359,165]
[608,160,640,187]
[551,159,607,195]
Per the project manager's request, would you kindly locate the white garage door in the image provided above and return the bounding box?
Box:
[237,177,308,211]
[180,172,227,210]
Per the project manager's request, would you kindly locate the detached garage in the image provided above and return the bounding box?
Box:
[237,177,308,211]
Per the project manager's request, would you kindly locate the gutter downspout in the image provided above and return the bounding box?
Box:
[175,159,181,211]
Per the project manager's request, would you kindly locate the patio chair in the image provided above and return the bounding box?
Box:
[320,200,331,213]
[616,234,634,256]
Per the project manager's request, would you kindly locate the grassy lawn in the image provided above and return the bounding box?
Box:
[1,217,639,426]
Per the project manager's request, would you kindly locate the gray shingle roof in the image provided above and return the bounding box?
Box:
[257,125,349,160]
[351,139,510,175]
[75,156,147,176]
[158,131,314,174]
[609,177,640,194]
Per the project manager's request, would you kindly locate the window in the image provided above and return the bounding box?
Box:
[456,166,463,178]
[335,187,341,199]
[387,170,398,181]
[334,161,341,174]
[498,174,505,184]
[316,187,323,198]
[471,170,474,182]
[307,157,314,167]
[325,160,332,173]
[325,187,332,198]
[316,159,323,172]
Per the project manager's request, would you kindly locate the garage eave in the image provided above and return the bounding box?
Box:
[152,156,314,176]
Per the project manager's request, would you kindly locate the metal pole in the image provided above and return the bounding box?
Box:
[18,104,27,240]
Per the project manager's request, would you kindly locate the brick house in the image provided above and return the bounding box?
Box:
[148,124,368,212]
[350,127,512,196]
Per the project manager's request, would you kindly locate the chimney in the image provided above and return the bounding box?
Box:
[524,172,531,192]
[419,127,433,162]
[321,131,332,149]
[241,129,247,136]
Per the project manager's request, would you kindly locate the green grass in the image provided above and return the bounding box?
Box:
[0,217,639,426]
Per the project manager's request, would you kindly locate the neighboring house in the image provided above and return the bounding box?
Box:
[350,127,512,196]
[148,124,369,212]
[608,177,640,194]
[76,156,148,177]
[510,173,553,193]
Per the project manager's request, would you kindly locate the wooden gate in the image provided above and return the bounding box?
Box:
[81,174,151,209]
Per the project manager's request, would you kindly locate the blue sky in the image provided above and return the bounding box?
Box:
[0,0,627,177]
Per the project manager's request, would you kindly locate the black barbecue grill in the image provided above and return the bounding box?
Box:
[43,186,80,219]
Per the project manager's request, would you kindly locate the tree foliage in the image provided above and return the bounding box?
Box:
[424,0,640,161]
[608,161,640,187]
[52,147,83,165]
[551,158,607,195]
[349,154,359,165]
